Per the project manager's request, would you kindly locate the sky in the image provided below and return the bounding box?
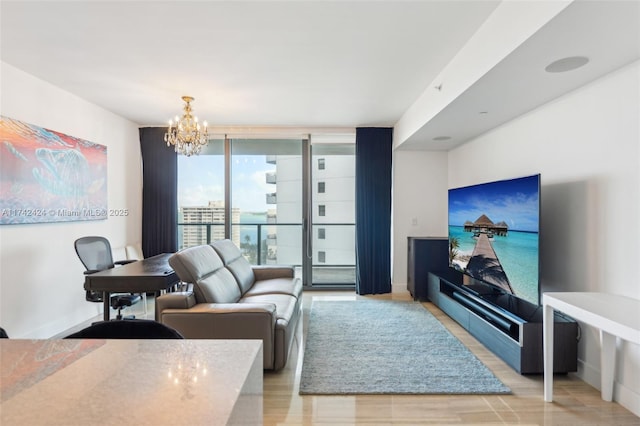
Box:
[178,155,273,212]
[448,174,540,232]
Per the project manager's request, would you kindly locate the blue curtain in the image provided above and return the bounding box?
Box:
[355,127,393,295]
[139,127,178,257]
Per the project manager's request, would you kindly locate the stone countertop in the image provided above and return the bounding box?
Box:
[1,338,263,425]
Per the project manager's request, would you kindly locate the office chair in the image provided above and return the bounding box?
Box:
[65,319,184,339]
[74,236,142,320]
[125,242,144,261]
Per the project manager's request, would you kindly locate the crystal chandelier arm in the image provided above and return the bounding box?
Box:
[164,95,209,156]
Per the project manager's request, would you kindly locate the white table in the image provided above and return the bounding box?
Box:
[1,339,263,425]
[543,292,640,402]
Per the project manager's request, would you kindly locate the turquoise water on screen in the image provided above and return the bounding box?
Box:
[449,226,539,305]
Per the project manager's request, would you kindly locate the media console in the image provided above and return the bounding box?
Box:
[427,270,578,374]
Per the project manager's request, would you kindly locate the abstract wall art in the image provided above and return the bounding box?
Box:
[0,116,108,224]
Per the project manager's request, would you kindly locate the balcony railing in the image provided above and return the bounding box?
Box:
[178,222,296,264]
[266,193,277,204]
[177,222,356,285]
[266,172,276,184]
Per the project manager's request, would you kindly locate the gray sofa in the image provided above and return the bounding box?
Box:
[156,239,302,371]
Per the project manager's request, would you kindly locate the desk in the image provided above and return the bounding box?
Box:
[84,253,179,321]
[543,292,640,402]
[0,339,263,425]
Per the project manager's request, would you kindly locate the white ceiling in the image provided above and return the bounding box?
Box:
[0,1,499,127]
[399,0,640,150]
[1,1,638,150]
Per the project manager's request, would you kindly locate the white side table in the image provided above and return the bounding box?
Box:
[543,292,640,402]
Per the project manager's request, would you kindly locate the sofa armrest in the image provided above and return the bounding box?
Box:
[159,302,277,339]
[252,265,294,280]
[160,302,278,369]
[156,291,197,311]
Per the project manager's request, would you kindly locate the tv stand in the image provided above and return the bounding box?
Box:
[427,271,578,374]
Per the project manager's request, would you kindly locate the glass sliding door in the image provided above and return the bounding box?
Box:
[177,139,225,250]
[308,143,355,286]
[177,135,355,287]
[230,139,304,275]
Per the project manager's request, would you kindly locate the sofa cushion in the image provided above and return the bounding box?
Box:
[239,293,298,324]
[211,239,256,294]
[244,277,303,299]
[195,268,242,303]
[169,244,242,303]
[169,245,222,284]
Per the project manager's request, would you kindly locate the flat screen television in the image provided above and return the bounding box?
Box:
[448,174,540,306]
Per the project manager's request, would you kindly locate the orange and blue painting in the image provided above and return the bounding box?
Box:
[0,116,107,224]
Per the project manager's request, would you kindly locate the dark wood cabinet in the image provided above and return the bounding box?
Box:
[407,237,449,301]
[428,271,578,374]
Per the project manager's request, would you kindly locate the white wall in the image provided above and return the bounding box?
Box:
[448,60,640,414]
[392,150,449,287]
[0,62,142,338]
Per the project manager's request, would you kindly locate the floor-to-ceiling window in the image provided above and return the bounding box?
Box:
[177,134,355,287]
[309,143,355,286]
[230,138,303,268]
[177,139,225,250]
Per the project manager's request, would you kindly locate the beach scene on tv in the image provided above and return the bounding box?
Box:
[448,175,540,306]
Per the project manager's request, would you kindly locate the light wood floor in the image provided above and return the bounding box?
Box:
[263,290,639,425]
[61,290,638,425]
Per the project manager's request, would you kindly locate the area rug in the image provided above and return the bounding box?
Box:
[299,300,511,395]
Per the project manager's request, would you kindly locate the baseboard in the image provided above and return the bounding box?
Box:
[616,382,640,418]
[392,282,408,294]
[21,307,100,339]
[577,359,640,417]
[577,358,601,390]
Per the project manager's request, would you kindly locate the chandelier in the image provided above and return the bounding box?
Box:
[164,96,209,156]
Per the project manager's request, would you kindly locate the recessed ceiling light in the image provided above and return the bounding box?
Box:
[545,56,589,73]
[433,136,451,141]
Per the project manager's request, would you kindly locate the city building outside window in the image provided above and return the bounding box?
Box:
[179,138,355,286]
